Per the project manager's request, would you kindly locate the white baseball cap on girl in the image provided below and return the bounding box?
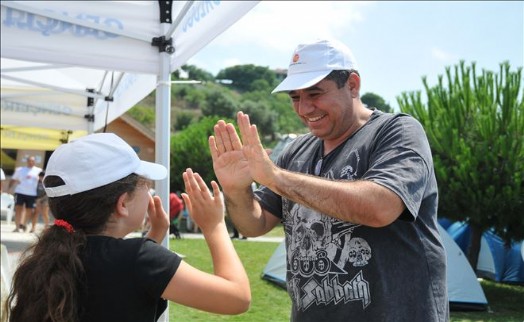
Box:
[44,133,167,197]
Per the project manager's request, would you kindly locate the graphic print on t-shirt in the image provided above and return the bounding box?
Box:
[284,148,372,312]
[285,203,371,312]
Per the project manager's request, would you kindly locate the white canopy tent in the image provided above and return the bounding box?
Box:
[1,0,258,206]
[1,57,157,131]
[1,1,258,319]
[1,0,258,133]
[1,57,157,149]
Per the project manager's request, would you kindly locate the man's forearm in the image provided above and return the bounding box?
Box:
[224,186,269,237]
[266,168,404,227]
[8,180,17,191]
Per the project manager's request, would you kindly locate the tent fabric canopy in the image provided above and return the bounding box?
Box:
[0,0,259,193]
[1,1,258,133]
[1,57,157,133]
[1,2,259,319]
[1,1,257,74]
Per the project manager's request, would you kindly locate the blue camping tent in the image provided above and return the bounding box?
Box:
[440,220,524,284]
[262,224,489,311]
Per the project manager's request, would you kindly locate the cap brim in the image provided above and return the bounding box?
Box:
[135,161,167,180]
[271,70,331,93]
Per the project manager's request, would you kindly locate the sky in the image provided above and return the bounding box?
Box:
[187,1,524,111]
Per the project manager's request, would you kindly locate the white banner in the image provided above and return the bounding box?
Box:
[1,1,259,74]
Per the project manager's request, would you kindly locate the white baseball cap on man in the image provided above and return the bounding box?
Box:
[272,39,358,93]
[44,133,167,197]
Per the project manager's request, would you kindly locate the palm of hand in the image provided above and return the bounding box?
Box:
[242,144,275,188]
[213,150,253,190]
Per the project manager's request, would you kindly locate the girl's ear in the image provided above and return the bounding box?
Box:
[115,192,130,218]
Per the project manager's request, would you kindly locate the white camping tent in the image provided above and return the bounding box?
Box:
[262,225,488,311]
[1,1,259,320]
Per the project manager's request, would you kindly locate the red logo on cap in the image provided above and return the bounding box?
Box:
[292,53,300,63]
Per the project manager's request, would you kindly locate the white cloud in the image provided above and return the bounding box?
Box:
[431,47,457,63]
[217,1,369,50]
[189,1,372,73]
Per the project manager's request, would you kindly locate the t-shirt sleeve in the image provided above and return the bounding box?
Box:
[134,239,182,298]
[364,115,433,221]
[254,185,283,219]
[11,167,20,181]
[253,146,292,219]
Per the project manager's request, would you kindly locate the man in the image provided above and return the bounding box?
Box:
[210,39,448,321]
[0,167,5,192]
[169,192,183,239]
[8,156,42,232]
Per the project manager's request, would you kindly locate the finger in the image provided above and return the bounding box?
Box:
[237,111,250,143]
[227,123,243,151]
[147,194,156,217]
[186,169,201,193]
[153,195,164,214]
[181,193,192,214]
[214,121,232,153]
[210,180,221,199]
[220,123,235,152]
[250,124,263,147]
[183,169,198,195]
[194,173,211,199]
[182,170,191,194]
[239,113,261,148]
[209,136,219,162]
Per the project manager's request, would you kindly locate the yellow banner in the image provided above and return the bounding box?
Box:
[0,126,86,151]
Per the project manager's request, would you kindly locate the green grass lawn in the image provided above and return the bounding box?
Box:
[168,237,524,322]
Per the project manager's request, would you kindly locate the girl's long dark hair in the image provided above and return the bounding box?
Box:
[5,174,140,322]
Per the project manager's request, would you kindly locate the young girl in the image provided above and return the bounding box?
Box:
[5,133,250,322]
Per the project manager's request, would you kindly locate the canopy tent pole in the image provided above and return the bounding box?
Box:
[154,44,171,226]
[154,1,175,319]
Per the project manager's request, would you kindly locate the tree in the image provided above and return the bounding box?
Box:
[398,61,523,269]
[170,116,234,192]
[240,99,278,141]
[201,87,239,119]
[173,110,197,131]
[361,92,393,113]
[172,64,215,82]
[126,104,155,129]
[216,64,277,93]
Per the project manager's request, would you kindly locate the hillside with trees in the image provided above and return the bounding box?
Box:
[129,60,523,260]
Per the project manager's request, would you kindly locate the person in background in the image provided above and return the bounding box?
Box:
[169,192,183,239]
[8,156,42,232]
[0,167,5,192]
[27,171,50,233]
[5,133,250,322]
[210,39,448,321]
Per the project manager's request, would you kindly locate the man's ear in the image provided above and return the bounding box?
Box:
[347,72,361,98]
[115,192,130,218]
